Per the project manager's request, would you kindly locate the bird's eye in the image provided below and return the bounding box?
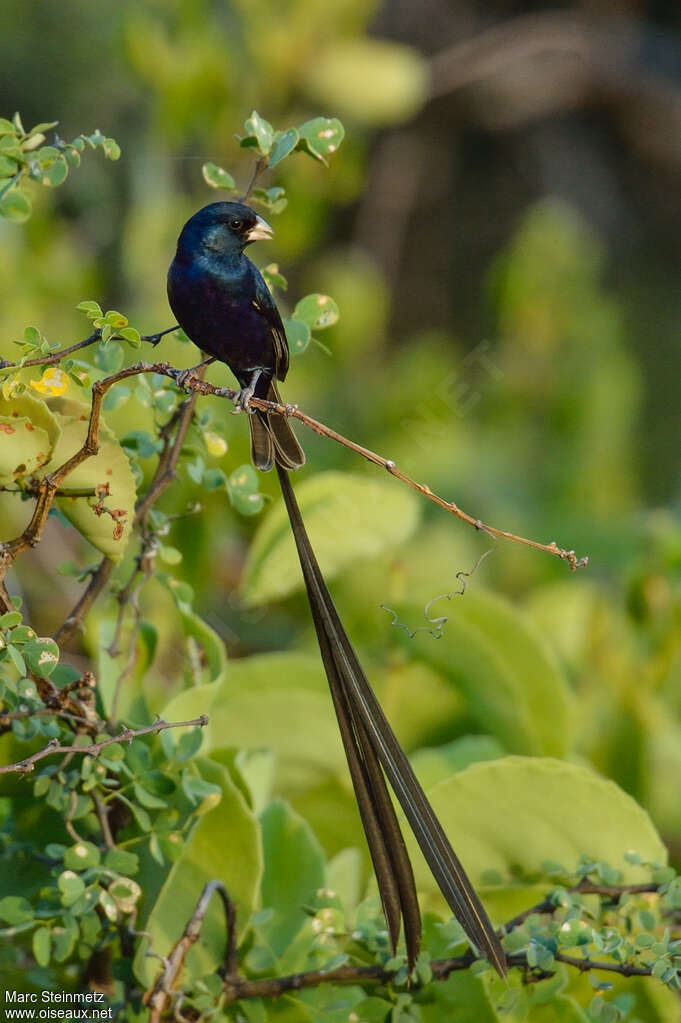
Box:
[230,218,242,232]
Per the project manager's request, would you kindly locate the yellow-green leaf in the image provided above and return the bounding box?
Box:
[404,589,574,757]
[403,757,667,914]
[133,762,261,987]
[0,391,61,482]
[41,399,136,559]
[241,471,420,606]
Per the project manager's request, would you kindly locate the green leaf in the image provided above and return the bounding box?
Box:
[6,644,26,675]
[58,871,86,907]
[161,653,347,790]
[32,926,51,967]
[260,800,326,955]
[402,757,667,916]
[42,398,137,560]
[0,611,22,628]
[241,471,420,605]
[38,153,68,187]
[104,848,140,875]
[304,42,427,125]
[76,300,103,319]
[133,783,168,810]
[292,294,339,332]
[176,727,204,762]
[133,762,261,987]
[242,111,274,155]
[269,128,299,168]
[0,895,34,924]
[295,117,345,164]
[0,190,31,222]
[0,118,16,136]
[0,390,61,482]
[51,916,78,962]
[202,162,236,190]
[64,841,101,871]
[408,589,574,757]
[109,877,141,913]
[409,736,506,790]
[21,636,58,677]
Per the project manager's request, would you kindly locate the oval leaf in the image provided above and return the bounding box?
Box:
[0,391,61,481]
[241,471,420,606]
[404,757,667,906]
[202,162,236,191]
[41,398,136,560]
[133,762,261,987]
[292,293,339,331]
[405,589,574,757]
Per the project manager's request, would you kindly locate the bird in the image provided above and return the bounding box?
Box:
[167,201,506,977]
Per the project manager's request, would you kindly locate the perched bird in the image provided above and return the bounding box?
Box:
[167,201,506,977]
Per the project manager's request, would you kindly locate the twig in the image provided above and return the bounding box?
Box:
[54,557,114,646]
[0,327,178,374]
[145,881,235,1022]
[94,793,115,849]
[34,359,584,570]
[142,873,663,1011]
[239,156,268,203]
[503,878,661,933]
[0,715,208,774]
[55,370,202,648]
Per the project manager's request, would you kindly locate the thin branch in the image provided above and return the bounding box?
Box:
[166,365,589,570]
[503,878,661,933]
[0,327,178,374]
[145,881,235,1023]
[54,557,114,646]
[0,715,208,774]
[94,793,115,849]
[142,873,664,1011]
[55,369,202,648]
[239,156,268,203]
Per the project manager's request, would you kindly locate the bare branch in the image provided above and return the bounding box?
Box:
[145,881,235,1022]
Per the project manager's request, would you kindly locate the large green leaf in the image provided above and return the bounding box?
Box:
[403,757,666,911]
[133,761,261,987]
[41,399,136,559]
[240,472,420,606]
[403,590,574,756]
[161,653,346,791]
[259,800,326,955]
[0,391,61,482]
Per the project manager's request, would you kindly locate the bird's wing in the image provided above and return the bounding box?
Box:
[251,264,290,381]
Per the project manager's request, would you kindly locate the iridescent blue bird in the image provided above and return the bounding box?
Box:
[167,202,506,978]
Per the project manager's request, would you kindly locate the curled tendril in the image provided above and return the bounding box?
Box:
[380,537,497,640]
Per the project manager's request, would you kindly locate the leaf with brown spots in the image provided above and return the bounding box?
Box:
[0,392,61,483]
[40,399,136,560]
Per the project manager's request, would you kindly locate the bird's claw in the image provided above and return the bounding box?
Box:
[232,386,256,415]
[174,368,196,391]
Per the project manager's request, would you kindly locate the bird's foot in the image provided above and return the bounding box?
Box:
[232,385,256,415]
[174,366,198,391]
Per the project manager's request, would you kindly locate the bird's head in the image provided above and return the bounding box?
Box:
[175,201,273,261]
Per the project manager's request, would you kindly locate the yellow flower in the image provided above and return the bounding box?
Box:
[30,367,69,397]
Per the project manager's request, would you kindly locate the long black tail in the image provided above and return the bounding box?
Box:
[276,465,507,976]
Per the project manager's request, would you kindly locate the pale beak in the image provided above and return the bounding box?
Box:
[245,215,273,243]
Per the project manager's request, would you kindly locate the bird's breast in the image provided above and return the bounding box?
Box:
[167,260,276,378]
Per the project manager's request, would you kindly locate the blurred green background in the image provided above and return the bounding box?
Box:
[1,0,681,944]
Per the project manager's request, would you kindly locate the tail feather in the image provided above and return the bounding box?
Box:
[276,464,507,977]
[249,382,305,473]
